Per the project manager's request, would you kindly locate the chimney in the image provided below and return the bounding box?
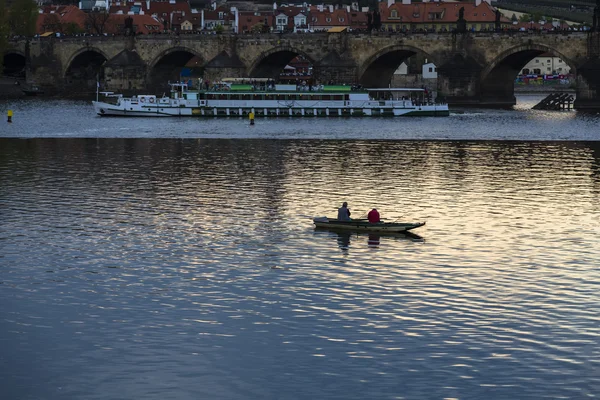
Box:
[402,0,411,4]
[346,5,350,12]
[328,5,333,12]
[387,0,394,7]
[317,4,323,12]
[475,0,481,5]
[231,6,239,33]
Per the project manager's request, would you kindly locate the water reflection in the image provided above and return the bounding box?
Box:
[314,228,424,253]
[2,138,600,400]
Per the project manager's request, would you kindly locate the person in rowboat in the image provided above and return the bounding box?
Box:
[368,208,381,223]
[337,202,351,221]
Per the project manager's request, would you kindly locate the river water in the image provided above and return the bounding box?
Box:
[1,96,600,399]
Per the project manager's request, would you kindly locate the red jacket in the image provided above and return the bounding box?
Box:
[368,209,380,223]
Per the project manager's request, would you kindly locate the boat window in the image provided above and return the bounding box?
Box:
[322,95,331,100]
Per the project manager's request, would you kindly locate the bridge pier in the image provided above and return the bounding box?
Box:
[574,34,600,111]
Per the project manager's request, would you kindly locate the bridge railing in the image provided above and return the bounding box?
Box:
[7,30,589,44]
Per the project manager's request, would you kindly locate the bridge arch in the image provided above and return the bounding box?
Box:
[359,44,435,88]
[64,47,109,90]
[248,47,316,79]
[480,44,578,103]
[3,50,26,77]
[147,47,204,90]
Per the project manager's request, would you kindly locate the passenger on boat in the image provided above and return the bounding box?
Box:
[337,202,351,221]
[368,208,381,223]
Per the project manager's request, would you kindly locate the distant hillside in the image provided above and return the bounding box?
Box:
[495,0,594,24]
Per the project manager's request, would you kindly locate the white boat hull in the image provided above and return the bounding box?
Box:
[93,101,448,117]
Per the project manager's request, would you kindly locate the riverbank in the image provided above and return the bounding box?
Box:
[514,85,575,94]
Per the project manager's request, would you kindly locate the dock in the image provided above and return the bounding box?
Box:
[532,92,575,111]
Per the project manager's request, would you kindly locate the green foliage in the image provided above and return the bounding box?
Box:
[0,0,8,73]
[214,24,224,34]
[8,0,38,36]
[65,22,83,35]
[499,2,593,24]
[511,13,518,22]
[518,14,532,22]
[251,22,265,34]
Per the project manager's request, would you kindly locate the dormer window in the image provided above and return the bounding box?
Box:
[391,10,398,18]
[219,12,223,19]
[339,17,344,22]
[483,13,486,16]
[326,17,331,22]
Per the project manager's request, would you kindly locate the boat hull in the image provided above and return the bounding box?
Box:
[313,217,425,233]
[93,101,449,118]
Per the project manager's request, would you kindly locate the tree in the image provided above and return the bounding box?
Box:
[531,12,543,23]
[518,14,531,23]
[373,10,381,30]
[214,24,224,34]
[511,13,518,23]
[85,10,111,34]
[251,22,265,34]
[8,0,38,36]
[64,22,82,35]
[0,0,8,73]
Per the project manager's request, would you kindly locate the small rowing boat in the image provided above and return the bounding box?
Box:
[313,217,425,233]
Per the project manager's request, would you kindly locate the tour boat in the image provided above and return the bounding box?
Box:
[313,217,425,233]
[92,78,449,117]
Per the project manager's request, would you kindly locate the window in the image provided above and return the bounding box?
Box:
[339,17,344,22]
[483,13,486,16]
[429,67,433,72]
[277,17,286,25]
[535,59,539,63]
[391,10,398,18]
[326,17,331,22]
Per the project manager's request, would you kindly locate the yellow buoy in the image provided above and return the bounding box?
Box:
[7,110,13,123]
[249,111,255,125]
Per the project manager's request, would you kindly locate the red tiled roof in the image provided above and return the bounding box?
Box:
[238,12,272,32]
[37,5,87,34]
[380,1,508,25]
[106,14,162,34]
[148,0,191,15]
[309,7,350,28]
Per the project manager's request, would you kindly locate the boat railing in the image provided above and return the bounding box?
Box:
[200,83,367,94]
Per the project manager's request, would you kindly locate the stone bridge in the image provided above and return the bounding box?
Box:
[4,32,600,109]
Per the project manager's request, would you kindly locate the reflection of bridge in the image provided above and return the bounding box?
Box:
[5,32,600,109]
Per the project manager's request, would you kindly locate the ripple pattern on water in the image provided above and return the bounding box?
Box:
[1,138,600,399]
